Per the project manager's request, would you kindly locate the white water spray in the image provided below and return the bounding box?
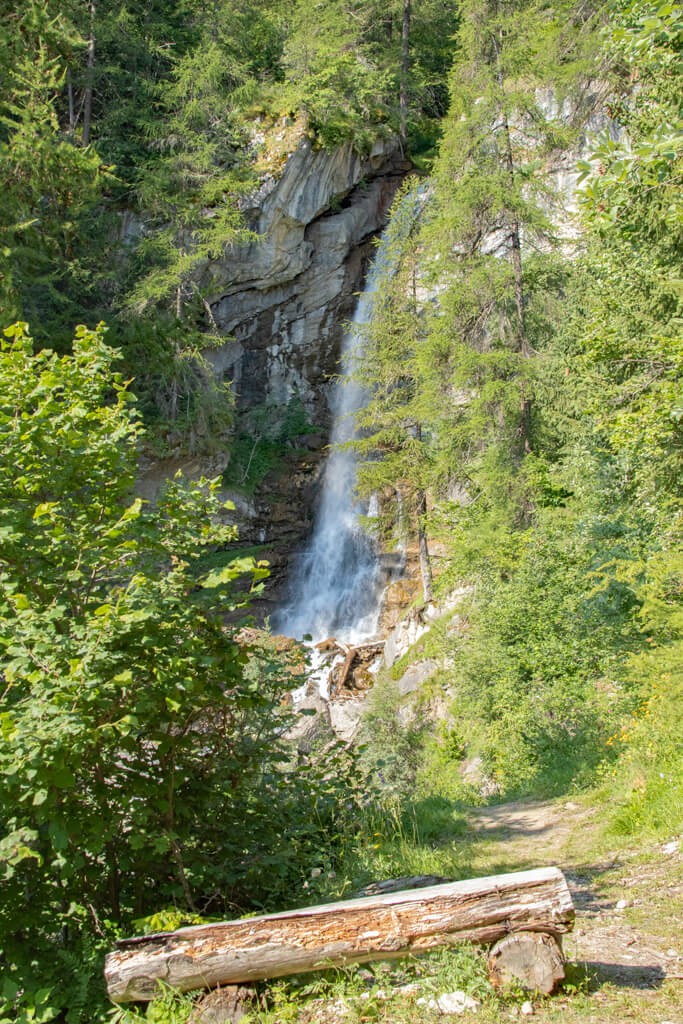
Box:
[274,245,387,645]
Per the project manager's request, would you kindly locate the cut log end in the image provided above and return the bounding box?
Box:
[188,985,256,1024]
[488,931,565,995]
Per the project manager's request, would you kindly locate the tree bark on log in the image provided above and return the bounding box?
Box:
[105,867,574,1003]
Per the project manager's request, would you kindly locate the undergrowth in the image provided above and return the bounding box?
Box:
[223,398,317,495]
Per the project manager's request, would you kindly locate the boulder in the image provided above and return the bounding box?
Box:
[285,691,334,753]
[328,698,365,743]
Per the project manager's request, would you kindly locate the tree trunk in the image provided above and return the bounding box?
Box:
[501,105,533,455]
[105,867,574,1002]
[399,0,411,145]
[494,31,533,454]
[67,69,75,139]
[497,105,528,356]
[501,111,530,360]
[82,1,96,146]
[417,488,433,604]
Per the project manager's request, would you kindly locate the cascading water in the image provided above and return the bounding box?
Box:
[274,244,387,646]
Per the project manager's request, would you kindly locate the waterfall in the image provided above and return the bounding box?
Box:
[274,244,386,645]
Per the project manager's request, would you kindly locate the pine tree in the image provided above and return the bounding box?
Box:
[0,1,102,327]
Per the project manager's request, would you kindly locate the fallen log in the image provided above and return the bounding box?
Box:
[354,874,452,898]
[330,641,385,694]
[333,647,357,691]
[105,867,574,1003]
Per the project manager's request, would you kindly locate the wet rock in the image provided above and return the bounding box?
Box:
[316,637,339,653]
[379,579,423,638]
[351,665,374,690]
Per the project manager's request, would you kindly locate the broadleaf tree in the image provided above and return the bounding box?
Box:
[0,322,360,1021]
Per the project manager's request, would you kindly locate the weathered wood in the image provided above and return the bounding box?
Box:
[330,641,384,694]
[488,930,565,994]
[354,875,451,898]
[188,985,256,1024]
[334,647,357,690]
[105,867,574,1003]
[315,638,384,658]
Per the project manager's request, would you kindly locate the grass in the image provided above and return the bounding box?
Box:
[322,797,471,897]
[120,802,683,1023]
[110,985,196,1024]
[118,729,683,1023]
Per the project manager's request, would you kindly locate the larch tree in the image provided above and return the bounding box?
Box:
[352,182,435,603]
[418,0,595,519]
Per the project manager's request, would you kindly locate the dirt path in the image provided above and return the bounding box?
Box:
[469,798,591,866]
[468,798,683,1008]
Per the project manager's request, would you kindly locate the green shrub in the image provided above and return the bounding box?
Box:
[0,325,368,1021]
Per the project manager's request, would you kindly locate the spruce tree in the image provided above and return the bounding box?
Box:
[0,1,102,327]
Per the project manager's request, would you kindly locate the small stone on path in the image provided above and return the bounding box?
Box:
[521,1001,535,1016]
[417,990,480,1014]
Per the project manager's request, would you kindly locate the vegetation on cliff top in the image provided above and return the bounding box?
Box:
[0,0,458,453]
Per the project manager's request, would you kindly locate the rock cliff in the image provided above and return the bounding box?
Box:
[204,135,409,424]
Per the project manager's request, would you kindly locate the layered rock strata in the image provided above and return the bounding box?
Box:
[204,136,409,422]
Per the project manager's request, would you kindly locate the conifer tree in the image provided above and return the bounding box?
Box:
[0,1,102,327]
[417,0,593,519]
[352,183,435,601]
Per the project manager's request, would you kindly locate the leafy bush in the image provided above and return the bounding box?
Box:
[0,324,366,1021]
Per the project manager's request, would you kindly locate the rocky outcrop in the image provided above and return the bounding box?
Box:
[204,136,408,423]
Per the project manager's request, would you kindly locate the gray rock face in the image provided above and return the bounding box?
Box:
[204,136,407,423]
[396,659,439,696]
[285,690,334,753]
[328,698,366,743]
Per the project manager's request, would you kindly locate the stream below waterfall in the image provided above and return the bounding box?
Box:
[273,240,389,650]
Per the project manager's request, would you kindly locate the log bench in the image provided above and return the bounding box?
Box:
[105,866,574,1003]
